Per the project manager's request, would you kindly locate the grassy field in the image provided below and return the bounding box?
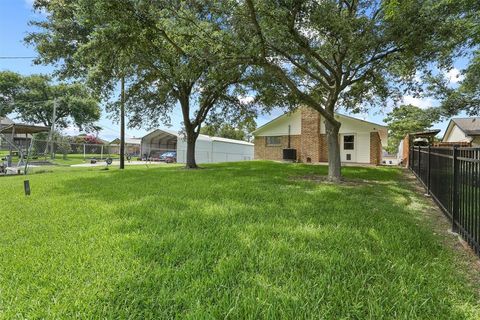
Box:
[0,162,479,318]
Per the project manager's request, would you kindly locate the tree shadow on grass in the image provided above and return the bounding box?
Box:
[50,162,479,318]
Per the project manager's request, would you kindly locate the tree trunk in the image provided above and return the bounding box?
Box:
[120,77,125,170]
[325,120,341,182]
[185,127,198,169]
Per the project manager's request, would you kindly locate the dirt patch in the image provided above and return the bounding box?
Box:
[402,168,480,290]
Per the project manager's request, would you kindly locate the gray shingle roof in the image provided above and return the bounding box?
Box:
[452,117,480,136]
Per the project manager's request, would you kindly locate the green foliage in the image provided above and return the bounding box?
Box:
[27,0,266,167]
[422,0,480,117]
[200,124,250,141]
[27,0,468,174]
[0,71,101,130]
[223,0,465,179]
[384,105,440,153]
[0,162,479,318]
[0,71,22,116]
[229,0,463,113]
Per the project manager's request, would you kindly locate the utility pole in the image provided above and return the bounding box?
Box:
[46,99,57,159]
[120,77,125,170]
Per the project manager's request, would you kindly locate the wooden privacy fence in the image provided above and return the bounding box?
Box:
[409,146,480,256]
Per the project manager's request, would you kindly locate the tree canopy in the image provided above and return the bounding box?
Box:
[384,105,440,154]
[0,71,101,131]
[27,0,468,177]
[200,121,256,141]
[28,0,262,168]
[420,0,480,118]
[222,0,463,180]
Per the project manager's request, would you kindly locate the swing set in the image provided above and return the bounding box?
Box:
[0,123,50,175]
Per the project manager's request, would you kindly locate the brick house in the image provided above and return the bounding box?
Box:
[253,108,387,165]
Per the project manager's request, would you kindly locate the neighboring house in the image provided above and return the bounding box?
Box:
[253,108,387,165]
[109,137,142,156]
[442,117,480,146]
[141,129,254,163]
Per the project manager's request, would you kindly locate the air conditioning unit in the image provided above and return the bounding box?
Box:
[283,148,297,161]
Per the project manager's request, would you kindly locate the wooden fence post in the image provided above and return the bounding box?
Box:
[452,146,459,233]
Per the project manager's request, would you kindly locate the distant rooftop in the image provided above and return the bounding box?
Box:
[0,123,49,135]
[408,129,441,137]
[142,128,253,146]
[452,117,480,136]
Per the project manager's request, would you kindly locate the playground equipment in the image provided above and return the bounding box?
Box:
[0,123,50,175]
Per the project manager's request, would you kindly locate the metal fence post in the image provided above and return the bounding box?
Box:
[410,146,414,169]
[427,145,431,194]
[417,146,421,174]
[452,146,459,233]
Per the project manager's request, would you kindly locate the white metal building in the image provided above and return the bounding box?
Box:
[141,129,254,164]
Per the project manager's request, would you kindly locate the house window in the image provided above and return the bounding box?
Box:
[266,136,282,146]
[343,135,355,150]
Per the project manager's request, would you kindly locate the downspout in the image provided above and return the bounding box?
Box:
[288,125,291,148]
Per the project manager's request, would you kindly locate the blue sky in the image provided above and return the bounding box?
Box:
[0,0,467,141]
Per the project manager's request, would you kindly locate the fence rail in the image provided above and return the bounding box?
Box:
[409,146,480,256]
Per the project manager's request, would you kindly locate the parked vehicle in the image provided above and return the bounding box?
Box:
[147,151,162,161]
[160,151,176,163]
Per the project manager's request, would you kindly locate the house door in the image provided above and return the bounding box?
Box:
[341,134,356,162]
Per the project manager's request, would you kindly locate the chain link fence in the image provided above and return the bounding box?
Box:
[1,137,145,173]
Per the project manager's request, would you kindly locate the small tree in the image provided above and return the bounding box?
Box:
[201,124,252,141]
[384,105,440,154]
[0,71,100,131]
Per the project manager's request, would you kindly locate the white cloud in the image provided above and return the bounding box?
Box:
[444,68,464,84]
[402,95,437,110]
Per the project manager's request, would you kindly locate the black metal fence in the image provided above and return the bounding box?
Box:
[409,146,480,256]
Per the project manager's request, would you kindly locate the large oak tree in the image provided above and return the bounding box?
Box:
[28,0,259,168]
[221,0,462,181]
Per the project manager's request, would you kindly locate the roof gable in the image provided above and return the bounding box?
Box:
[452,118,480,136]
[141,128,252,145]
[253,109,386,135]
[443,117,480,141]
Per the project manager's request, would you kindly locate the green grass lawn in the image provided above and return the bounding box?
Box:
[0,162,479,319]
